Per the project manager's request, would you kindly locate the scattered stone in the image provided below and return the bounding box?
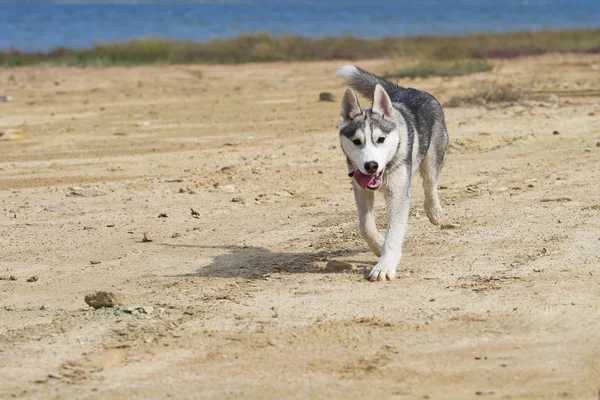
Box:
[441,223,460,230]
[596,141,600,147]
[190,208,200,218]
[231,197,244,203]
[300,202,315,207]
[84,291,137,309]
[0,128,23,141]
[223,141,240,147]
[142,232,153,242]
[171,232,181,238]
[39,304,55,311]
[0,95,13,102]
[0,275,17,281]
[26,275,38,282]
[67,189,106,197]
[540,197,572,202]
[319,92,335,102]
[106,224,115,227]
[90,260,101,265]
[141,306,154,314]
[220,184,236,193]
[552,130,560,135]
[158,212,168,218]
[325,260,354,272]
[113,132,127,136]
[165,179,183,183]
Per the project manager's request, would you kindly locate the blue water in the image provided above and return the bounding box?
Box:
[1,1,599,52]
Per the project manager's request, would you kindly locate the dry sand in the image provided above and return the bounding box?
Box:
[1,54,600,399]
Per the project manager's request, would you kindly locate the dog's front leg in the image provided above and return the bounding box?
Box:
[369,171,411,281]
[352,183,384,256]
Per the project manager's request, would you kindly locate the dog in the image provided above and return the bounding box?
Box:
[335,65,449,281]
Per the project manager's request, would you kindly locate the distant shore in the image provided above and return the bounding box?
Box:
[1,28,599,67]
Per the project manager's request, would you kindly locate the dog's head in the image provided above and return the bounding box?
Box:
[338,85,400,190]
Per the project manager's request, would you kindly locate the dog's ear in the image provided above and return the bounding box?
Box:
[372,84,393,119]
[340,88,362,123]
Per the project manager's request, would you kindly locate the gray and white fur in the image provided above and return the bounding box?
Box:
[336,65,448,281]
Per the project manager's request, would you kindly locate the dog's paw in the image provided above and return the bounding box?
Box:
[425,202,443,225]
[368,262,397,281]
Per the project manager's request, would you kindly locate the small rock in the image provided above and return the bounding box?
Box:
[231,197,244,203]
[39,304,55,311]
[0,95,13,102]
[0,128,23,141]
[552,130,560,135]
[142,232,153,242]
[171,232,181,238]
[540,197,572,202]
[158,212,168,218]
[26,275,38,282]
[300,202,315,207]
[319,92,335,102]
[220,184,236,193]
[141,306,154,314]
[67,189,106,197]
[106,224,115,227]
[90,260,101,265]
[223,141,240,147]
[190,208,200,218]
[0,275,17,281]
[84,291,137,309]
[596,141,600,147]
[441,223,460,230]
[324,260,354,272]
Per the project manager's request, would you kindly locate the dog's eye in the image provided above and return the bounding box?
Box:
[377,137,386,144]
[352,139,362,146]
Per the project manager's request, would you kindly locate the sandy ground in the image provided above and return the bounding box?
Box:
[1,54,599,399]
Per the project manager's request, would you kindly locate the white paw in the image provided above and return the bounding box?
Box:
[425,202,443,225]
[368,261,397,281]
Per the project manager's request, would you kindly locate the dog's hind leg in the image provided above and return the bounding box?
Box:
[420,126,448,225]
[353,184,384,256]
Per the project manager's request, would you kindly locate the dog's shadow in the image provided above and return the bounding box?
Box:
[164,244,372,279]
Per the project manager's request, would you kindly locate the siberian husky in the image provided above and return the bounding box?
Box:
[336,65,449,281]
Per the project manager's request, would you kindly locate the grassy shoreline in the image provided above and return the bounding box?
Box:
[1,28,599,68]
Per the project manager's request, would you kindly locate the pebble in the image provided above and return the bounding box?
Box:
[0,95,13,102]
[231,197,244,203]
[319,92,335,102]
[26,275,38,282]
[441,223,461,230]
[552,130,560,135]
[324,260,354,272]
[171,232,181,238]
[0,128,23,141]
[67,189,106,197]
[142,232,153,242]
[39,304,55,311]
[84,291,137,309]
[540,197,572,202]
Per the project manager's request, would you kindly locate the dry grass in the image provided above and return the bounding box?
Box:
[444,84,524,108]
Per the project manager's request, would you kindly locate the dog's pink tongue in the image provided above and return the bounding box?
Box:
[352,170,374,189]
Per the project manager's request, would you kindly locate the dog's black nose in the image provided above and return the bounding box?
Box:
[364,161,378,174]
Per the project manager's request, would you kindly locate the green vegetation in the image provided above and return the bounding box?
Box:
[1,29,599,67]
[384,60,493,79]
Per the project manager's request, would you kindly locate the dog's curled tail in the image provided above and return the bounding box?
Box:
[335,65,400,100]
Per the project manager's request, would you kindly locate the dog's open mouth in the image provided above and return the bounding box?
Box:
[349,170,384,190]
